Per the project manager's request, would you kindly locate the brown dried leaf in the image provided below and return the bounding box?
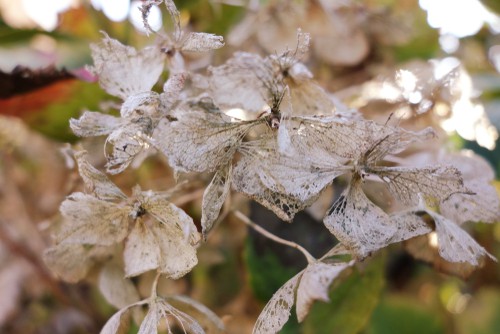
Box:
[253,273,301,334]
[59,193,130,246]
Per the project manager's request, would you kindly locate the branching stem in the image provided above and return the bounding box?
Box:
[232,210,316,264]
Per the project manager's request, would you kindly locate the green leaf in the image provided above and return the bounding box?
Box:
[365,295,445,334]
[302,254,385,334]
[244,238,297,302]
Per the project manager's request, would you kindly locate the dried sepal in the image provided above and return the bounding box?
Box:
[166,295,225,333]
[155,104,260,173]
[123,220,160,277]
[123,219,198,279]
[180,32,225,52]
[295,262,351,322]
[139,0,164,34]
[90,33,164,100]
[277,116,385,159]
[257,147,346,203]
[120,91,161,119]
[253,260,354,333]
[232,151,312,221]
[99,263,141,310]
[139,297,205,334]
[100,300,147,334]
[253,273,301,334]
[363,126,436,165]
[70,111,124,137]
[428,211,496,266]
[209,52,275,113]
[59,193,130,246]
[104,118,153,174]
[74,150,126,201]
[440,179,500,225]
[324,180,396,259]
[438,151,500,224]
[161,72,188,111]
[389,210,432,243]
[201,163,232,238]
[43,243,114,283]
[373,165,467,206]
[138,188,200,245]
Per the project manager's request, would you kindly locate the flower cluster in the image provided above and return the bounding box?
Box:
[43,0,499,333]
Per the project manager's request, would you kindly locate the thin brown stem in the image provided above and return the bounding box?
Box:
[151,272,162,298]
[232,210,316,264]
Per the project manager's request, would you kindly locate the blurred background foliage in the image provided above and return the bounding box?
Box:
[1,0,500,333]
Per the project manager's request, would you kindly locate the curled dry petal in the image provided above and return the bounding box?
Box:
[296,262,353,322]
[161,72,188,111]
[59,193,130,246]
[105,118,153,174]
[70,111,124,137]
[90,33,164,100]
[120,91,161,119]
[201,163,232,238]
[74,150,127,201]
